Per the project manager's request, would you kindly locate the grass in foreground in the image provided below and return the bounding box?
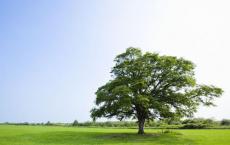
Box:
[0,125,230,145]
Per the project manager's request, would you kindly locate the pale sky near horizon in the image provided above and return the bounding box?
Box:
[0,0,230,123]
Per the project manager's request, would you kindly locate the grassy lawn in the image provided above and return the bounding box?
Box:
[0,125,230,145]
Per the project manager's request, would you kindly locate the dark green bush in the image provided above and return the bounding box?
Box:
[221,119,230,126]
[72,120,79,126]
[45,121,53,126]
[182,118,218,126]
[180,123,208,129]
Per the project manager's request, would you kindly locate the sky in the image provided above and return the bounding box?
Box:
[0,0,230,123]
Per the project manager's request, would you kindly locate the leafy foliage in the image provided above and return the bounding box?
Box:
[91,47,223,134]
[221,119,230,126]
[72,120,79,126]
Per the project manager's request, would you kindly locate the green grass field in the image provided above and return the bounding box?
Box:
[0,125,230,145]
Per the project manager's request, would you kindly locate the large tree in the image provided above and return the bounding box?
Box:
[91,47,223,134]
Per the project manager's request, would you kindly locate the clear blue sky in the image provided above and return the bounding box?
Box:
[1,0,230,123]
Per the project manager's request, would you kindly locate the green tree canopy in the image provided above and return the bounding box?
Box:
[91,47,223,134]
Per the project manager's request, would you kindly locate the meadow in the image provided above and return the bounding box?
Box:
[0,125,230,145]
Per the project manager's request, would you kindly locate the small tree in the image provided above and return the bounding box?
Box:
[91,48,223,134]
[45,121,52,126]
[72,120,79,126]
[221,119,230,126]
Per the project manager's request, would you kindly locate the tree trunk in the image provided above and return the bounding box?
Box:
[138,118,145,134]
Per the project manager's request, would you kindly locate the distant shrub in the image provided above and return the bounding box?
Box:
[181,118,218,127]
[145,120,157,127]
[72,120,79,126]
[180,123,208,129]
[3,117,229,129]
[14,122,29,125]
[45,121,53,126]
[22,122,29,125]
[221,119,230,126]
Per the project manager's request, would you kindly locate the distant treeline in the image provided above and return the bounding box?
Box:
[2,118,230,129]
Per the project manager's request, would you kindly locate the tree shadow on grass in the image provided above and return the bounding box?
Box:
[18,131,197,145]
[94,132,196,145]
